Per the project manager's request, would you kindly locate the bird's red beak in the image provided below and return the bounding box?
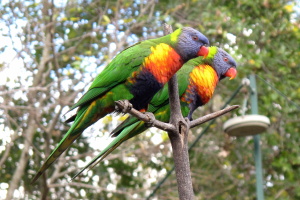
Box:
[197,46,209,58]
[225,67,237,80]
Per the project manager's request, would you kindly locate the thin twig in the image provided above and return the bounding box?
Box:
[48,182,133,196]
[190,105,239,128]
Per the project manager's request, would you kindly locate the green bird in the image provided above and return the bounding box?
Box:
[71,46,237,180]
[32,27,209,183]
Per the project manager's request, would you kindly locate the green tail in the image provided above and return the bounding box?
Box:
[32,100,114,183]
[31,107,89,183]
[32,85,132,183]
[71,121,146,180]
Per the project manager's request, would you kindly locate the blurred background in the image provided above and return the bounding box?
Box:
[0,0,299,199]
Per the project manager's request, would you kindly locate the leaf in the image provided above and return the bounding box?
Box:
[70,17,80,21]
[102,15,111,25]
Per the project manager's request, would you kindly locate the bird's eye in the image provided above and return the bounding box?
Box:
[224,57,228,62]
[192,36,198,41]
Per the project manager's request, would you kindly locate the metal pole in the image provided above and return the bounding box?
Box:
[249,74,264,200]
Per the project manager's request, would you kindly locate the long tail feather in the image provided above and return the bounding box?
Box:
[71,122,141,181]
[71,106,172,181]
[110,116,136,137]
[110,119,129,137]
[31,109,88,183]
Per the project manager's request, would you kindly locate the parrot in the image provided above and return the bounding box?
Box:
[32,27,210,183]
[71,46,237,180]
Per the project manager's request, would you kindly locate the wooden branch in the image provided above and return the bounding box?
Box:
[190,105,240,128]
[115,102,239,132]
[0,131,19,167]
[48,182,133,196]
[115,100,176,132]
[5,2,53,197]
[0,86,49,95]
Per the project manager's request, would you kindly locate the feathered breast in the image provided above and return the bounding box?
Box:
[182,64,219,106]
[142,43,183,84]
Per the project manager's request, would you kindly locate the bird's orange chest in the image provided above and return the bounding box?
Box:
[182,65,219,105]
[128,43,183,85]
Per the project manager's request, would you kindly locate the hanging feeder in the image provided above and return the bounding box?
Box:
[223,114,270,137]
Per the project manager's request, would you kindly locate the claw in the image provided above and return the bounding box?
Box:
[184,117,190,123]
[115,100,133,113]
[184,117,191,126]
[187,112,193,121]
[145,112,155,127]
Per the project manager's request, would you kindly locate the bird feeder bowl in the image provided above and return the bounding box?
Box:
[223,114,270,137]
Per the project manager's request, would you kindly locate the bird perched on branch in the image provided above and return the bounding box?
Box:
[32,27,209,183]
[71,46,237,180]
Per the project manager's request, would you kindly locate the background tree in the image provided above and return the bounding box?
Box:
[0,0,299,199]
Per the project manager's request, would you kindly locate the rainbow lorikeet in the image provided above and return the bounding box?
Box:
[71,46,237,180]
[32,27,209,182]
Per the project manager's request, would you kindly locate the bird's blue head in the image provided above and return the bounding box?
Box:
[213,48,237,80]
[175,27,209,61]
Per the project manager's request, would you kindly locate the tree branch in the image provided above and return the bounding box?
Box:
[48,182,134,197]
[115,102,239,132]
[190,105,239,128]
[115,100,176,132]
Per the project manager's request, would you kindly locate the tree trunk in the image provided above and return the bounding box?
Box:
[5,1,53,198]
[5,118,37,200]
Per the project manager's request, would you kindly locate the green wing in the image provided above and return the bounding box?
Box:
[71,122,141,181]
[68,40,155,112]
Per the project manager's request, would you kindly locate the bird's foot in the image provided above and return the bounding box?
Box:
[145,112,155,127]
[115,100,133,113]
[184,117,191,123]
